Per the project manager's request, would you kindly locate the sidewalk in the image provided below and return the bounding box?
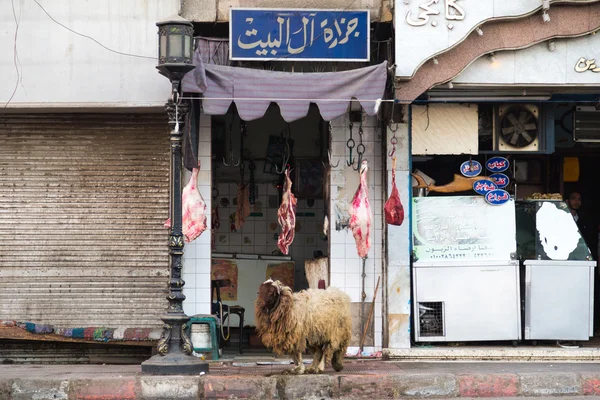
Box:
[3,360,600,399]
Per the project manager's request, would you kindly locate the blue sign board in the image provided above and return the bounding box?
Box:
[485,189,511,206]
[489,173,510,189]
[230,8,370,61]
[473,180,497,195]
[460,160,482,177]
[486,157,510,173]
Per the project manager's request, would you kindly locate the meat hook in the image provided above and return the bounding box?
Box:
[328,149,340,168]
[223,149,241,167]
[275,141,291,174]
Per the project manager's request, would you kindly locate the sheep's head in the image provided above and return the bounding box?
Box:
[257,278,284,315]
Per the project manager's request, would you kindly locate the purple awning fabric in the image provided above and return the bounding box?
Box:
[182,51,388,122]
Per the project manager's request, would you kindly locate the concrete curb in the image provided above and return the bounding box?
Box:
[384,347,600,361]
[3,371,600,399]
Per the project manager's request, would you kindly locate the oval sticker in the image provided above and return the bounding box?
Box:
[460,160,482,177]
[486,157,510,173]
[489,173,510,189]
[485,189,511,205]
[473,180,498,195]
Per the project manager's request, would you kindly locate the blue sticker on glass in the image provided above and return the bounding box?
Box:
[485,189,511,205]
[489,173,510,189]
[460,160,482,177]
[473,180,498,195]
[486,157,510,173]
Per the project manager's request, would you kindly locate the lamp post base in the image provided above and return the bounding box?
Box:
[141,352,209,375]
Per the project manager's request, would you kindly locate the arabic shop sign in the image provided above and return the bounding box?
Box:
[229,8,369,61]
[406,0,465,27]
[575,57,600,73]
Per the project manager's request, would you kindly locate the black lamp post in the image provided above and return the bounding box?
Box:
[141,15,208,375]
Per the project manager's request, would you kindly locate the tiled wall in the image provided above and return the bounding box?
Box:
[182,113,213,317]
[328,113,384,353]
[211,182,328,290]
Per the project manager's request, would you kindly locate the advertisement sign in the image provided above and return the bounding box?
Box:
[412,196,516,262]
[230,8,369,61]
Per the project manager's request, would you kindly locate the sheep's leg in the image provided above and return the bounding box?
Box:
[283,352,305,375]
[306,347,323,374]
[332,348,345,372]
[318,345,331,373]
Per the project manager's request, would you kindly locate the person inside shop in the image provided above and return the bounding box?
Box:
[566,191,597,259]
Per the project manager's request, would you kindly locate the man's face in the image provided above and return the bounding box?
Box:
[568,193,582,210]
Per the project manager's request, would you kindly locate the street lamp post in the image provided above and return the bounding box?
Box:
[141,15,208,375]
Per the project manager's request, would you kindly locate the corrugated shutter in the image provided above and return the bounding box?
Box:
[0,114,170,328]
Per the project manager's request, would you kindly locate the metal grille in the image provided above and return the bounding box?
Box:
[418,302,444,337]
[0,114,170,328]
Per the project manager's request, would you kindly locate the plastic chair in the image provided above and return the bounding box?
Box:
[187,314,219,361]
[212,279,245,354]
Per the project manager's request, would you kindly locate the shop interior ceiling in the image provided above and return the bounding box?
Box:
[212,104,327,185]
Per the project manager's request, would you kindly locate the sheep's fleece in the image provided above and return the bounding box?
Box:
[255,279,352,374]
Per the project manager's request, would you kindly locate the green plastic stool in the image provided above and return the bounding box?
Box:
[187,315,219,361]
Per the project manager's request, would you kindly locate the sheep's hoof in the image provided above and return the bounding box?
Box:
[282,366,305,375]
[305,367,323,374]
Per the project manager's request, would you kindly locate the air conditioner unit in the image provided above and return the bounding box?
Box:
[493,104,541,152]
[574,106,600,142]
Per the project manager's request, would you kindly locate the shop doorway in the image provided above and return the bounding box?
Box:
[209,103,331,352]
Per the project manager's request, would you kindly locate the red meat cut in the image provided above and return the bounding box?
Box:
[277,168,298,255]
[384,156,404,226]
[349,160,372,259]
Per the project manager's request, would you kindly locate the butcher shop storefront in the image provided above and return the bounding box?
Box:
[386,0,600,358]
[178,8,394,357]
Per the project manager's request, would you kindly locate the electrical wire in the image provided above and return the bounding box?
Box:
[31,0,156,60]
[4,0,23,108]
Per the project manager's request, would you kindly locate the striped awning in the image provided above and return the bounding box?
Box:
[182,48,388,122]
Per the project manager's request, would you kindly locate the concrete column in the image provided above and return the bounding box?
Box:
[385,118,412,349]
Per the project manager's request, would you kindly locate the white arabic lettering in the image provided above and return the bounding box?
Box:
[406,0,466,27]
[406,0,440,26]
[445,0,465,21]
[575,57,600,73]
[237,13,361,57]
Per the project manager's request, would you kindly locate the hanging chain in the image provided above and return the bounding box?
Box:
[388,128,398,157]
[346,121,355,167]
[356,116,365,168]
[239,122,246,184]
[248,161,256,204]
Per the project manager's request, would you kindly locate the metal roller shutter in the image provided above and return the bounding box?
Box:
[0,114,170,328]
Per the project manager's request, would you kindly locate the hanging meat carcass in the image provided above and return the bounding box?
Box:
[277,167,298,255]
[235,184,251,230]
[349,160,371,259]
[384,156,404,226]
[164,162,208,243]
